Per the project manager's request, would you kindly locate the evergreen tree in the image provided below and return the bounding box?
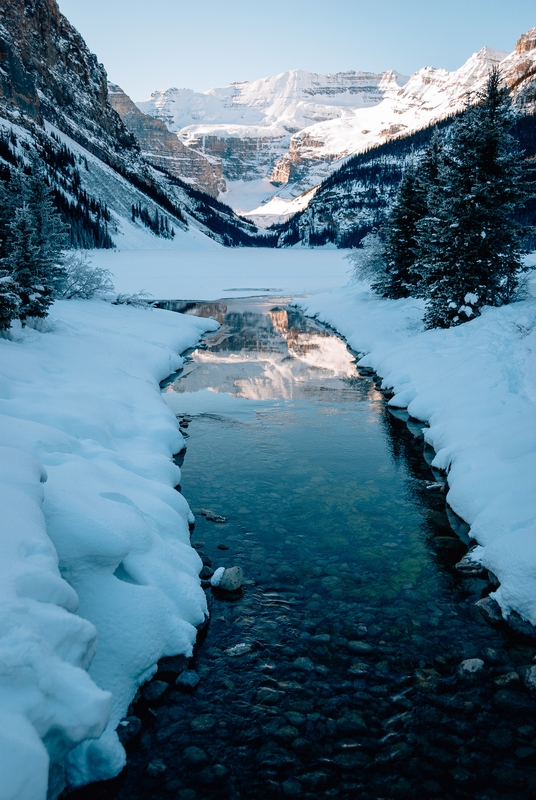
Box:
[0,272,20,330]
[0,171,25,261]
[418,68,528,329]
[375,163,427,298]
[25,157,68,296]
[4,204,51,321]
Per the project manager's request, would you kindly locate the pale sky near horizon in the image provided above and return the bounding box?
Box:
[57,0,535,101]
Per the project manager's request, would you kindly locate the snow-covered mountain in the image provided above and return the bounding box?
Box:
[0,0,269,250]
[138,69,409,209]
[138,32,536,219]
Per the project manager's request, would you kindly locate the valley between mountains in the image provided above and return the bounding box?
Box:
[1,2,536,799]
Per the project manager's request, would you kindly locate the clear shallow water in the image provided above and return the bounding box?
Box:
[69,299,536,800]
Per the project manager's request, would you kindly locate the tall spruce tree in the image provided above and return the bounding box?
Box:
[0,272,20,330]
[374,163,426,298]
[418,68,528,329]
[25,157,68,297]
[4,204,50,321]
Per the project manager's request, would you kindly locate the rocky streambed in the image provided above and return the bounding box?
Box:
[67,299,536,800]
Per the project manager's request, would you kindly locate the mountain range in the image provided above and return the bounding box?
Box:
[134,33,536,222]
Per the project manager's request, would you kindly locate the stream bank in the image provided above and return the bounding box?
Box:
[67,298,536,800]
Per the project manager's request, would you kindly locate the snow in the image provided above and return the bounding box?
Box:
[41,123,220,253]
[210,567,225,587]
[89,248,349,300]
[137,44,516,213]
[297,267,536,626]
[0,299,218,796]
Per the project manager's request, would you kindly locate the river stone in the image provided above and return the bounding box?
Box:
[488,570,501,587]
[274,725,299,743]
[494,689,536,716]
[176,670,200,691]
[142,680,168,702]
[293,656,315,672]
[458,658,485,676]
[256,687,281,705]
[311,633,331,643]
[219,566,244,591]
[183,746,209,769]
[199,565,214,580]
[116,716,141,745]
[507,610,536,642]
[225,642,252,657]
[476,595,504,627]
[197,551,213,567]
[337,710,367,734]
[191,714,216,732]
[333,750,372,768]
[159,654,188,675]
[146,759,167,777]
[348,640,373,654]
[522,664,536,694]
[455,552,488,577]
[281,778,303,797]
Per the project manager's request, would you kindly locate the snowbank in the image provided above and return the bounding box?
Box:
[298,278,536,627]
[0,300,218,797]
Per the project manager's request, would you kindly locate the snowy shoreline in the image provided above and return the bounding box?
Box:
[0,300,218,799]
[297,279,536,632]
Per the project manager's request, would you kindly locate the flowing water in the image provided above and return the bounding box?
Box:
[68,299,536,800]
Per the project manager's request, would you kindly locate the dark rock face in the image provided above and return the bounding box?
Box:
[0,0,135,159]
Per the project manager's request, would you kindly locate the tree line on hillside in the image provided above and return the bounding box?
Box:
[349,69,535,329]
[0,155,118,330]
[0,129,114,250]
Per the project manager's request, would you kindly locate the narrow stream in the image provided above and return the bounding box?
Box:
[70,298,536,800]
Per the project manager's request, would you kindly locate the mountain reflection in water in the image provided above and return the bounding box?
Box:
[163,299,375,403]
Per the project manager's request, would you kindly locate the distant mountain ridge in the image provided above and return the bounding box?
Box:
[137,34,536,219]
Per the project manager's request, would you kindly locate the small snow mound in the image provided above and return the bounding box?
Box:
[210,567,225,587]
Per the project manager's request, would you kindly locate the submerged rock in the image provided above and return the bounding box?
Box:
[183,746,209,769]
[142,680,168,702]
[146,759,167,776]
[458,658,485,676]
[176,670,201,691]
[225,642,253,657]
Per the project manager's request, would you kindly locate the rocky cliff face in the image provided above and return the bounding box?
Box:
[505,28,536,112]
[0,0,135,161]
[108,84,225,197]
[183,130,290,182]
[0,0,265,248]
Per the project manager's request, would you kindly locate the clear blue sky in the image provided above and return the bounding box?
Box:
[57,0,535,100]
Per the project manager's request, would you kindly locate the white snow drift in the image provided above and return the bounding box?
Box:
[0,299,217,798]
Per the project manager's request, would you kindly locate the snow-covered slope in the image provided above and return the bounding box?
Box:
[0,300,218,797]
[138,30,536,218]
